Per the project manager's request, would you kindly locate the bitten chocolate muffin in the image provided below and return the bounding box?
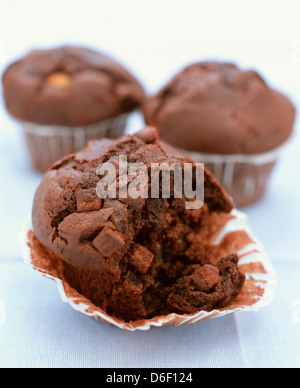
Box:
[31,127,244,321]
[2,46,145,172]
[143,62,296,207]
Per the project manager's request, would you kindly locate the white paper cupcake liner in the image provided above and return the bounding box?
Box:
[21,209,276,331]
[181,135,294,208]
[21,113,129,173]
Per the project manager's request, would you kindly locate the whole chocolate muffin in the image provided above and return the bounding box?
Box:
[31,127,244,321]
[143,62,296,207]
[2,46,145,172]
[3,46,145,126]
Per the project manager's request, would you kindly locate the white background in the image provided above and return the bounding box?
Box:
[0,0,300,368]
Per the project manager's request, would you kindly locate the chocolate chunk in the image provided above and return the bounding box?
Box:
[76,188,102,212]
[190,265,221,292]
[130,245,154,274]
[92,227,125,257]
[135,126,159,144]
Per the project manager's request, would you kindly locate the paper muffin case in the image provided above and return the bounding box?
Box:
[21,113,129,173]
[21,209,276,331]
[182,136,293,208]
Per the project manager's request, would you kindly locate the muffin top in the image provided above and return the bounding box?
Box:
[143,62,296,155]
[2,46,145,126]
[31,127,245,321]
[32,126,233,272]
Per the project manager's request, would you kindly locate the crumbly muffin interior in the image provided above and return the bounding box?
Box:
[61,195,244,321]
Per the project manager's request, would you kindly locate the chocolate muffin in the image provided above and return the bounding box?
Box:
[143,62,296,207]
[2,46,145,172]
[31,126,244,322]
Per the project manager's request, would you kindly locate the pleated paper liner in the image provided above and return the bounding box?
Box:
[182,134,294,208]
[22,209,276,331]
[20,112,129,173]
